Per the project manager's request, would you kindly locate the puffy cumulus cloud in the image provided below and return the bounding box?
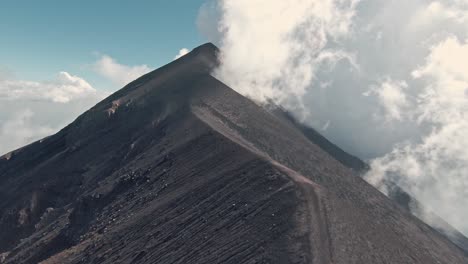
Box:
[413,37,468,106]
[199,0,468,235]
[0,72,96,103]
[368,121,468,234]
[93,55,152,86]
[365,79,410,121]
[174,48,190,60]
[0,71,108,155]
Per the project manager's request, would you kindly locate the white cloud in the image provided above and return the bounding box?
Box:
[174,48,190,60]
[366,37,468,234]
[411,1,468,27]
[0,71,107,155]
[201,0,360,105]
[1,54,153,156]
[412,37,468,124]
[94,55,152,86]
[0,110,55,155]
[413,37,468,95]
[0,72,96,103]
[365,79,410,121]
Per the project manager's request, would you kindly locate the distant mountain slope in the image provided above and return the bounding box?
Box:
[0,43,466,264]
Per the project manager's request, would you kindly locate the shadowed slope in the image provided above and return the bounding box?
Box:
[265,105,368,172]
[0,43,467,264]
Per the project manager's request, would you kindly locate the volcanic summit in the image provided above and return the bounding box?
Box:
[0,44,466,264]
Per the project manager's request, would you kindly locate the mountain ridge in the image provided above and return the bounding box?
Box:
[0,43,467,263]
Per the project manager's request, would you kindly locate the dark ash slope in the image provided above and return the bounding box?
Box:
[0,44,466,264]
[268,106,468,254]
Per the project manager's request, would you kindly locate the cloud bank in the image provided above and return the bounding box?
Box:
[199,0,468,235]
[0,71,96,103]
[0,71,106,155]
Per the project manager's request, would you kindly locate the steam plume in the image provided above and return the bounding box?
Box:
[198,0,468,235]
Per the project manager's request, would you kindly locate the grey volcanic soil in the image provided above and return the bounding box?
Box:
[0,44,467,264]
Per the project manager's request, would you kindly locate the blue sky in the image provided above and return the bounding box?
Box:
[0,0,206,90]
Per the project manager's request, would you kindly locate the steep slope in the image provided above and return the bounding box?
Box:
[265,105,368,173]
[268,106,468,254]
[0,43,466,264]
[384,180,468,253]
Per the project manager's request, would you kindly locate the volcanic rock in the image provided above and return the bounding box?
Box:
[0,43,466,264]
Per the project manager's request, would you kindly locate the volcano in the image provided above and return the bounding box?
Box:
[0,44,467,264]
